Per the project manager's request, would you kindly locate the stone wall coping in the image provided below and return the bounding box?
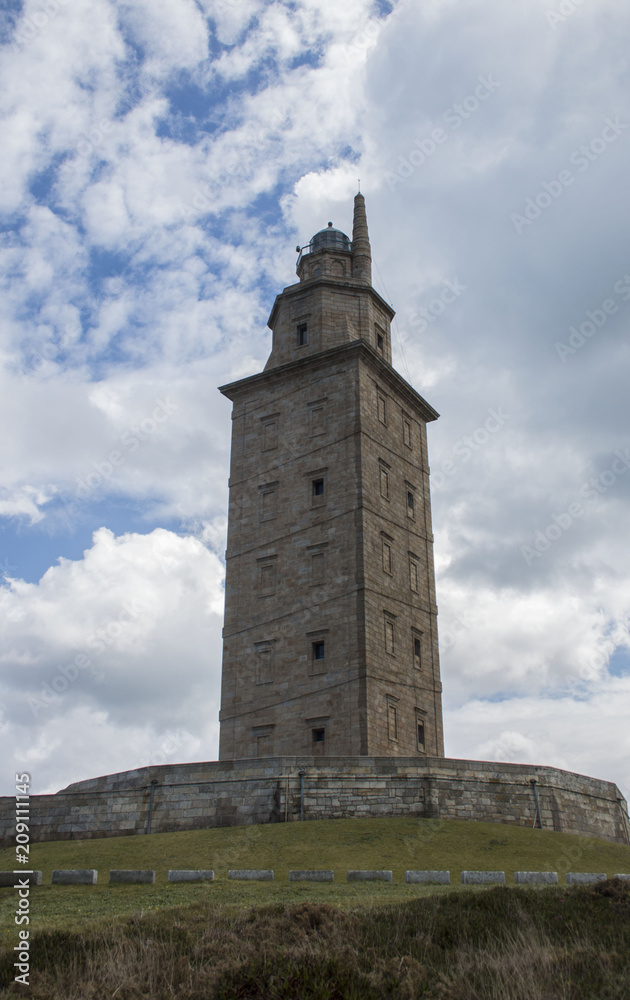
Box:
[54,756,622,797]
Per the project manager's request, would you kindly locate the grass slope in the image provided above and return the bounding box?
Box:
[1,816,630,936]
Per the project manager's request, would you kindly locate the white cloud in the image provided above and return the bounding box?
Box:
[0,527,223,794]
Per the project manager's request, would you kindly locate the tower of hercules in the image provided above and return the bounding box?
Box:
[218,194,444,760]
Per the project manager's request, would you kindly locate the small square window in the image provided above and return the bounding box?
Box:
[312,727,326,743]
[312,478,325,497]
[297,323,308,346]
[312,640,325,661]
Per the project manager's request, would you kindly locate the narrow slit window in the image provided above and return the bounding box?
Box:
[384,619,395,655]
[407,490,415,518]
[297,323,308,346]
[403,418,412,448]
[417,721,425,750]
[413,636,422,669]
[380,467,389,500]
[388,704,398,741]
[382,540,392,575]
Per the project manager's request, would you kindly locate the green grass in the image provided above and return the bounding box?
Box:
[2,881,630,998]
[1,816,629,937]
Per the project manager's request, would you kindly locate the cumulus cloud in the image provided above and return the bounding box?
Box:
[1,0,629,799]
[0,527,223,794]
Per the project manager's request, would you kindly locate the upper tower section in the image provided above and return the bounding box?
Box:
[264,194,394,371]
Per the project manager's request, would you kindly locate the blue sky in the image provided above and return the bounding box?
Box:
[1,0,629,799]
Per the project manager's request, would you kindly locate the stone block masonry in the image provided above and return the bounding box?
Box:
[514,872,558,885]
[289,870,334,882]
[0,756,628,847]
[0,872,42,887]
[347,870,393,882]
[565,873,607,885]
[109,870,155,884]
[405,870,450,884]
[461,871,506,885]
[168,870,214,882]
[228,870,273,881]
[52,870,97,885]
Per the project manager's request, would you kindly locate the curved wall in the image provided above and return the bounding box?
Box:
[1,757,628,847]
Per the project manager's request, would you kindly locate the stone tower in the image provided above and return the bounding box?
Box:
[218,194,444,760]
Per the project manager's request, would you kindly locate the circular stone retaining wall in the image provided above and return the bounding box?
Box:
[0,756,628,846]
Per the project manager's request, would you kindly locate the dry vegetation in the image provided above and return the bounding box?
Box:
[2,879,630,999]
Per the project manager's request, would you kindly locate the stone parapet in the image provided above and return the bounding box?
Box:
[0,756,628,847]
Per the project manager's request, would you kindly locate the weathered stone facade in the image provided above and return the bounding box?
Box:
[1,757,628,846]
[219,195,444,759]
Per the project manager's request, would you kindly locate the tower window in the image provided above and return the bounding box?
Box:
[384,617,396,655]
[312,478,325,497]
[382,539,392,575]
[297,323,308,346]
[310,551,325,586]
[312,727,326,743]
[312,640,325,661]
[407,490,415,518]
[262,417,278,451]
[379,465,390,500]
[388,704,398,741]
[377,392,387,425]
[403,418,412,448]
[377,333,384,353]
[409,555,419,593]
[417,721,425,750]
[413,635,422,669]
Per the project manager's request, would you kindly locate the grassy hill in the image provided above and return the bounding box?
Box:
[1,817,630,998]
